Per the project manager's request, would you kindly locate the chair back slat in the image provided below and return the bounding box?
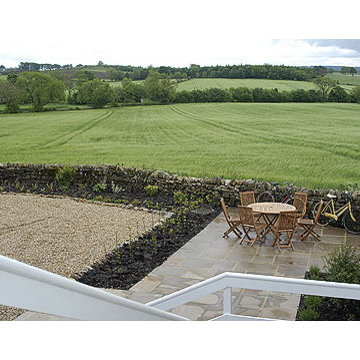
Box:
[238,206,255,227]
[240,191,255,206]
[277,211,297,231]
[221,198,232,225]
[314,200,324,223]
[293,192,308,217]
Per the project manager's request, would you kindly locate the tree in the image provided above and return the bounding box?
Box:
[107,68,125,81]
[350,86,360,103]
[75,70,96,85]
[328,86,350,102]
[114,78,145,103]
[313,76,338,101]
[17,72,65,111]
[0,65,5,72]
[313,66,328,76]
[76,79,114,108]
[144,69,177,103]
[0,79,24,113]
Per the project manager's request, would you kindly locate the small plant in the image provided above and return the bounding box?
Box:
[0,186,4,192]
[93,195,103,201]
[299,307,320,321]
[31,183,38,191]
[47,182,54,192]
[323,243,360,284]
[55,165,76,189]
[93,182,107,193]
[15,181,20,190]
[131,199,140,206]
[174,190,187,205]
[111,181,122,194]
[309,265,320,280]
[144,184,159,197]
[304,295,322,310]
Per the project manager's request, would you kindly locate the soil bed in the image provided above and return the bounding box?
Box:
[1,176,178,211]
[296,272,360,321]
[75,209,218,289]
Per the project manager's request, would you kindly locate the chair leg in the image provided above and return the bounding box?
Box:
[240,227,252,245]
[223,223,242,239]
[300,225,320,241]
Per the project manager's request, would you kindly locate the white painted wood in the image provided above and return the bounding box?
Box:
[212,314,274,321]
[223,287,232,314]
[0,255,188,321]
[148,272,360,320]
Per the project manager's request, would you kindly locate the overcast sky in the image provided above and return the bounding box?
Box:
[1,0,360,68]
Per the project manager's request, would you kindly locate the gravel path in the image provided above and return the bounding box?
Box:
[0,193,163,320]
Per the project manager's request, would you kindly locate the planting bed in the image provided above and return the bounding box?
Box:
[296,272,360,321]
[75,208,218,289]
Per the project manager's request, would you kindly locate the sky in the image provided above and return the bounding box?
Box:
[1,0,360,68]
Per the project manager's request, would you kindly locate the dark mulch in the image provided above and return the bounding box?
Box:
[296,272,360,321]
[74,208,218,289]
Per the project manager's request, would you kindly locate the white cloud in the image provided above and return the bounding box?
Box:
[1,1,360,68]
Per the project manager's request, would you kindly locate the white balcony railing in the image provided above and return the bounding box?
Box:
[0,254,187,321]
[147,272,360,321]
[2,254,360,321]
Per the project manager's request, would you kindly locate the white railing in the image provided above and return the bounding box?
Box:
[0,255,188,321]
[147,272,360,321]
[3,253,360,321]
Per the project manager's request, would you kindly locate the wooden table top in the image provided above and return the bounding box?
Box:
[248,202,296,214]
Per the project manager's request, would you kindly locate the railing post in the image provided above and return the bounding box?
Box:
[223,287,232,315]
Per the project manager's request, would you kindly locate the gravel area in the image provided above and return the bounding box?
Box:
[0,193,163,320]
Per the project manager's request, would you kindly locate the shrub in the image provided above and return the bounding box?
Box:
[309,265,320,280]
[299,307,320,321]
[304,295,322,310]
[174,190,187,205]
[144,184,159,197]
[55,166,76,189]
[93,182,107,193]
[323,244,360,284]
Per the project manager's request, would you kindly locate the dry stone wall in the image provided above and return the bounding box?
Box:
[0,163,359,215]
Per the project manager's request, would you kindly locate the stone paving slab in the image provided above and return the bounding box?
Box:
[124,208,357,321]
[15,207,359,321]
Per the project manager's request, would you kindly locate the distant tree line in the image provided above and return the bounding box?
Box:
[106,64,326,82]
[340,66,358,76]
[1,62,343,81]
[1,70,360,113]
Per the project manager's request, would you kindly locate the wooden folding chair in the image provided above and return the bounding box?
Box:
[221,198,242,239]
[240,191,256,206]
[271,211,298,251]
[293,192,308,219]
[297,200,323,241]
[237,206,266,247]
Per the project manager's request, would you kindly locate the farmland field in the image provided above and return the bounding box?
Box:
[326,73,360,86]
[110,78,316,91]
[176,78,317,91]
[1,102,360,189]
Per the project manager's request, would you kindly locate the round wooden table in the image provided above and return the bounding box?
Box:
[248,202,296,237]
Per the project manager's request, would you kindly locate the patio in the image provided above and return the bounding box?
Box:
[16,207,359,321]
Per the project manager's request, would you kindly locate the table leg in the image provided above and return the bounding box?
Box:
[261,214,278,238]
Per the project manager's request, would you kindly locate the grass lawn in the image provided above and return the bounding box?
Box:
[1,102,359,189]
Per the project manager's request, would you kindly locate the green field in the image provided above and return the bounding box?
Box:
[1,102,359,189]
[176,78,317,91]
[110,78,316,91]
[326,73,360,87]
